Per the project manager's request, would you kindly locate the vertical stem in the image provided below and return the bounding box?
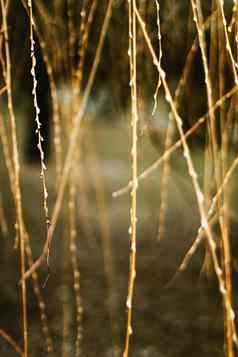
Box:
[191,1,236,353]
[1,0,28,355]
[0,114,53,354]
[27,0,50,232]
[69,183,83,357]
[135,6,238,353]
[123,0,138,356]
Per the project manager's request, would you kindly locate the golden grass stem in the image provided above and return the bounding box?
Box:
[20,0,63,181]
[75,0,98,92]
[0,329,23,356]
[123,0,138,356]
[27,0,50,230]
[133,6,238,350]
[113,86,238,198]
[218,13,234,355]
[68,183,83,357]
[1,1,28,355]
[175,146,238,274]
[152,0,162,115]
[218,0,238,85]
[21,0,114,283]
[157,10,217,242]
[0,116,54,353]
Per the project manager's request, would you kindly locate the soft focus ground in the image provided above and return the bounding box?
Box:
[1,123,238,356]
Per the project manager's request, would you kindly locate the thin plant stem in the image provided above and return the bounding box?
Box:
[20,0,63,181]
[123,0,138,356]
[152,0,162,116]
[69,183,83,357]
[228,0,238,32]
[217,0,238,85]
[21,0,114,283]
[75,0,98,93]
[218,12,234,355]
[134,7,238,349]
[191,0,238,350]
[0,329,23,356]
[0,112,53,352]
[24,230,54,353]
[152,0,173,242]
[176,154,238,274]
[157,10,217,242]
[0,1,28,355]
[113,86,238,198]
[27,0,50,230]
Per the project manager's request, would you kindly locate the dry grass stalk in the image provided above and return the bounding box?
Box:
[176,159,238,275]
[191,0,219,185]
[228,0,237,32]
[67,0,76,73]
[66,98,83,357]
[21,0,113,285]
[21,0,63,181]
[134,5,238,351]
[75,0,98,92]
[0,1,28,355]
[175,143,238,274]
[68,183,83,357]
[152,0,162,116]
[218,0,238,85]
[24,231,54,353]
[0,329,23,356]
[123,0,139,356]
[202,2,216,223]
[191,3,235,352]
[113,85,238,198]
[0,5,53,353]
[157,10,217,242]
[176,212,219,274]
[27,0,50,231]
[1,2,238,356]
[152,0,173,243]
[61,225,72,357]
[156,112,174,242]
[0,112,53,353]
[218,10,234,355]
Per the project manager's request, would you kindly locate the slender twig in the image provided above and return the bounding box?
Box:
[20,0,114,283]
[134,7,237,348]
[1,1,28,355]
[27,0,50,230]
[0,329,23,356]
[123,0,138,356]
[113,86,238,198]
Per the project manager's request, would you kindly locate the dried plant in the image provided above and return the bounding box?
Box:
[1,1,238,357]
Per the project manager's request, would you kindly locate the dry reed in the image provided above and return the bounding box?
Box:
[123,1,139,356]
[1,1,28,355]
[1,2,238,357]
